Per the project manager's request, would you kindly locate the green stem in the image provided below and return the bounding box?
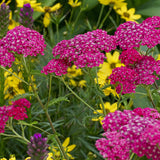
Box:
[46,75,52,109]
[129,152,135,160]
[99,7,112,29]
[109,15,117,28]
[147,87,156,108]
[23,58,69,160]
[61,77,99,113]
[56,22,59,43]
[99,96,107,116]
[69,9,74,24]
[96,5,105,28]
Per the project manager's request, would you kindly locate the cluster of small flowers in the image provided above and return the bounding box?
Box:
[42,29,117,76]
[115,16,160,49]
[109,48,160,93]
[108,66,138,94]
[96,108,160,160]
[0,25,46,67]
[27,133,49,160]
[0,98,31,133]
[96,131,130,160]
[0,46,15,67]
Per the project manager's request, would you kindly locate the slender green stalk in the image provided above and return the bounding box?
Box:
[56,22,59,43]
[99,96,107,116]
[147,87,156,108]
[96,5,105,28]
[99,7,112,29]
[109,15,117,28]
[129,152,135,160]
[22,57,69,160]
[46,75,52,109]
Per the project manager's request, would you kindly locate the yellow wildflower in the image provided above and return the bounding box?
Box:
[50,137,76,159]
[36,3,62,27]
[116,5,141,22]
[96,51,123,96]
[78,80,86,88]
[16,0,41,10]
[69,79,77,87]
[4,69,25,100]
[98,0,126,8]
[68,0,81,8]
[67,65,83,78]
[92,102,117,124]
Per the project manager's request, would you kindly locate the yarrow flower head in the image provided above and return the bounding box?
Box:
[96,108,160,160]
[109,48,160,93]
[0,46,15,67]
[0,98,31,133]
[42,29,117,76]
[27,133,49,160]
[109,66,138,94]
[0,25,46,57]
[115,16,160,49]
[96,131,130,160]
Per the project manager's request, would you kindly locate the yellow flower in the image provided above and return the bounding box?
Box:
[96,51,123,87]
[78,80,86,88]
[8,11,19,30]
[116,5,141,22]
[67,65,83,78]
[16,0,41,10]
[68,0,81,8]
[50,137,76,159]
[0,158,7,160]
[4,69,25,100]
[69,79,77,87]
[36,3,62,27]
[98,0,126,8]
[103,86,119,97]
[92,102,117,124]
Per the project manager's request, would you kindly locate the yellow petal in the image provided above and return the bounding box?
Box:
[50,3,62,12]
[43,12,50,27]
[36,6,45,12]
[67,144,76,152]
[63,137,70,148]
[128,8,135,15]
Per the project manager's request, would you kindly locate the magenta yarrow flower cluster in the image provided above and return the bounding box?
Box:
[115,16,160,49]
[0,25,46,67]
[96,108,160,160]
[42,29,117,76]
[109,48,160,94]
[0,98,31,133]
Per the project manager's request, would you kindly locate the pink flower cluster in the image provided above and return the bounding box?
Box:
[0,25,46,67]
[42,29,117,76]
[109,48,160,94]
[0,98,31,133]
[96,108,160,160]
[115,16,160,49]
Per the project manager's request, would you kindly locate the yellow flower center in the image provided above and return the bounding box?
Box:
[110,63,116,69]
[44,7,51,13]
[123,12,130,18]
